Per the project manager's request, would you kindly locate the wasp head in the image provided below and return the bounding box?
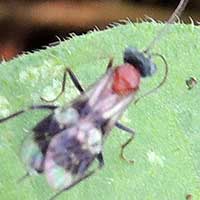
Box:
[123,47,157,77]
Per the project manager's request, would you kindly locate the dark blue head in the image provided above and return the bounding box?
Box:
[123,47,157,77]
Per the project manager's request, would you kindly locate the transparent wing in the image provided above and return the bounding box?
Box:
[44,128,96,190]
[20,113,67,174]
[21,132,45,174]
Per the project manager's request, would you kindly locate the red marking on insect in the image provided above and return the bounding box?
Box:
[112,64,140,96]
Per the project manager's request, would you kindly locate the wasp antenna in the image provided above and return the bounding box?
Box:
[134,53,168,104]
[144,0,189,54]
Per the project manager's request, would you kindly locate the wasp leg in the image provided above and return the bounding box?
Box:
[96,152,104,168]
[115,122,135,135]
[42,58,113,103]
[49,171,95,200]
[115,121,135,164]
[120,136,134,164]
[17,172,30,183]
[106,58,114,71]
[0,104,57,123]
[41,67,84,103]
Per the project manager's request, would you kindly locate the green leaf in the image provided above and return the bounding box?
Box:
[0,22,200,200]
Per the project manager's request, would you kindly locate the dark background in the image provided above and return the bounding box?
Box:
[0,0,199,60]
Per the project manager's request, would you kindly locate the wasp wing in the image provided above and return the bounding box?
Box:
[21,113,66,174]
[21,132,45,174]
[44,124,102,190]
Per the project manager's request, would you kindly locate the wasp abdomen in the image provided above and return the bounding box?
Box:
[44,125,101,190]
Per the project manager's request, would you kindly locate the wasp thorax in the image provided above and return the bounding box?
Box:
[112,63,140,95]
[123,47,157,77]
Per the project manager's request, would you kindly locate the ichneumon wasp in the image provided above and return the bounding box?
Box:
[0,0,189,199]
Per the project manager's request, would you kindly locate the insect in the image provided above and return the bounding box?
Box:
[0,0,189,199]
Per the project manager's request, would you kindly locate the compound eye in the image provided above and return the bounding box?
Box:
[123,47,157,77]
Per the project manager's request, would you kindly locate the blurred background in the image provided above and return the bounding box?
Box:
[0,0,199,61]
